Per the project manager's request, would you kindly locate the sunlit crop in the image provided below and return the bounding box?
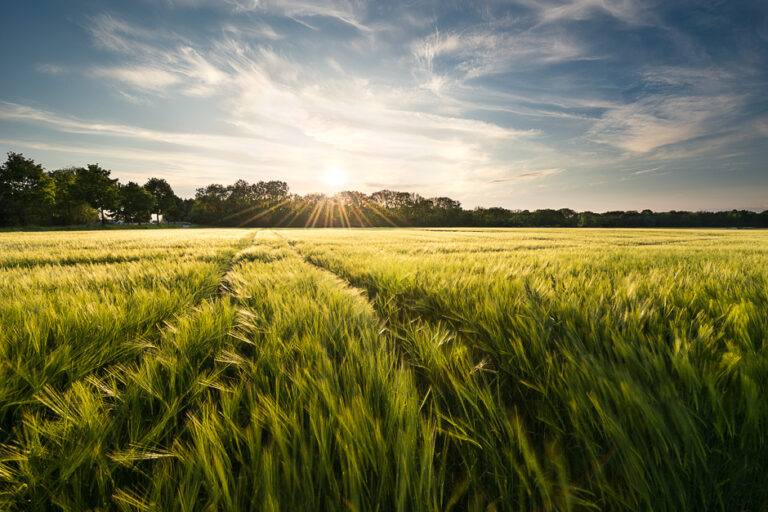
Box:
[1,228,766,510]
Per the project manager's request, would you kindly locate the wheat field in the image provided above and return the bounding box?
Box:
[0,228,766,511]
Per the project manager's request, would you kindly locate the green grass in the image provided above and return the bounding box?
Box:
[0,228,766,510]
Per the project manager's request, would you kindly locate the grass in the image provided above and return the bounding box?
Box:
[0,227,766,510]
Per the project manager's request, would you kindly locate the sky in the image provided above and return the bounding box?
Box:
[1,0,767,211]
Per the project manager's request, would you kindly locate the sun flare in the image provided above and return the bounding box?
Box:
[322,167,347,188]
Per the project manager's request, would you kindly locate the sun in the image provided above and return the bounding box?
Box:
[322,166,347,188]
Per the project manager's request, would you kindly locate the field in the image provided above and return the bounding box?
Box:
[0,228,766,511]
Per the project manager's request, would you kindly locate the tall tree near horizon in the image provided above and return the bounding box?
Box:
[144,178,178,224]
[49,168,98,225]
[144,177,177,224]
[0,152,55,226]
[73,164,119,226]
[256,180,289,204]
[189,183,228,225]
[116,181,155,223]
[164,196,194,222]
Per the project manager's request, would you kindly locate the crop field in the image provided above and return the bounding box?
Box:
[0,228,766,511]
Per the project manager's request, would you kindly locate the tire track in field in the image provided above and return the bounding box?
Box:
[283,234,605,511]
[122,230,257,352]
[277,231,467,371]
[0,232,259,463]
[283,234,467,366]
[267,231,413,388]
[128,230,259,373]
[281,234,526,508]
[8,232,263,502]
[56,231,258,384]
[215,231,260,297]
[287,239,518,384]
[266,230,383,325]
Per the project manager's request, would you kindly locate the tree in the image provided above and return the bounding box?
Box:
[116,182,155,223]
[0,152,55,226]
[164,196,193,222]
[257,180,289,203]
[144,177,177,223]
[370,190,400,209]
[472,206,512,227]
[49,168,98,225]
[225,179,261,219]
[189,184,228,225]
[530,209,566,226]
[73,164,119,225]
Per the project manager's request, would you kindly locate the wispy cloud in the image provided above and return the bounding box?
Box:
[90,66,181,92]
[489,168,563,183]
[169,0,371,31]
[411,23,588,87]
[262,0,371,32]
[588,69,747,153]
[530,0,654,27]
[86,15,231,97]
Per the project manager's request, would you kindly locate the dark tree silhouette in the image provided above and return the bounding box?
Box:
[0,152,55,226]
[116,182,155,223]
[144,177,177,223]
[72,164,119,225]
[49,168,98,225]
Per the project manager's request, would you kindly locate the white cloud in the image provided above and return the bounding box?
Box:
[85,15,231,97]
[87,14,169,55]
[412,24,587,83]
[488,168,564,182]
[590,98,705,152]
[221,22,282,41]
[241,0,370,32]
[633,167,659,175]
[90,66,181,92]
[170,0,370,31]
[526,0,654,27]
[756,119,768,137]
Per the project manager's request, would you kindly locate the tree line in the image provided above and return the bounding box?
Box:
[2,152,767,228]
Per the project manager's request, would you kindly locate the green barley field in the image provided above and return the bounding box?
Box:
[0,228,766,511]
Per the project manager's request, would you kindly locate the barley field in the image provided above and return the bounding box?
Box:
[0,228,766,511]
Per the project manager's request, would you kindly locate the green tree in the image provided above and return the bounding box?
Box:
[0,152,55,226]
[49,168,98,225]
[256,180,289,203]
[189,184,228,225]
[73,164,119,225]
[144,177,178,223]
[116,181,155,223]
[164,197,193,222]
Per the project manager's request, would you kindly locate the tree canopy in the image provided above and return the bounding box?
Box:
[144,177,176,223]
[71,164,119,225]
[0,152,55,226]
[116,182,155,223]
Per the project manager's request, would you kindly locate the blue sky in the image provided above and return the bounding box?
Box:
[1,0,766,211]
